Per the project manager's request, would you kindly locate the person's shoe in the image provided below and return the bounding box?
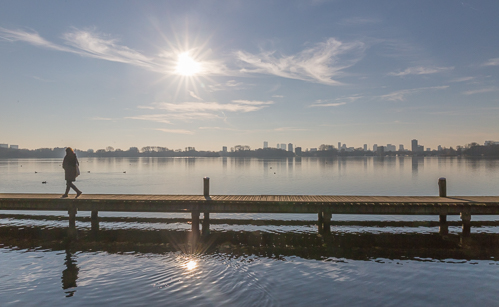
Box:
[61,194,68,198]
[75,191,82,198]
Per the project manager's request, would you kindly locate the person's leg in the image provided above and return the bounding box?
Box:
[69,182,82,198]
[62,180,71,197]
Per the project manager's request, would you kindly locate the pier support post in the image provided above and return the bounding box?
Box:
[318,212,324,233]
[192,211,200,236]
[438,178,447,223]
[461,212,471,236]
[203,177,210,198]
[323,212,332,234]
[202,212,210,235]
[439,223,448,236]
[68,204,77,238]
[91,210,99,232]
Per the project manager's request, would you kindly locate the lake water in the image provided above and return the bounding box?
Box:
[1,157,498,306]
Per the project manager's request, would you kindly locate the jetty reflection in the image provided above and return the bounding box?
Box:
[1,215,499,262]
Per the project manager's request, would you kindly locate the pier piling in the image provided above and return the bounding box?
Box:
[438,178,447,223]
[91,210,99,232]
[68,204,77,238]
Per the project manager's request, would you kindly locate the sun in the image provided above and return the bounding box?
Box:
[175,52,201,76]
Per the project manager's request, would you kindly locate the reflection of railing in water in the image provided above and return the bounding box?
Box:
[1,223,499,261]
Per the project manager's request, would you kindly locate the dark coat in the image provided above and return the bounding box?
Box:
[63,153,79,182]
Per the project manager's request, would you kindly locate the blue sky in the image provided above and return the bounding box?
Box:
[1,0,498,151]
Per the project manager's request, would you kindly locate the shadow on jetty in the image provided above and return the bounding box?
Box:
[1,215,499,262]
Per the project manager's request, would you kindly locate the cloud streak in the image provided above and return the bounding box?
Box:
[482,58,499,66]
[462,87,498,95]
[236,38,366,85]
[130,100,274,124]
[388,66,454,77]
[380,86,449,101]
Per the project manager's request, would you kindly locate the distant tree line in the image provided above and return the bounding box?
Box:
[1,142,498,159]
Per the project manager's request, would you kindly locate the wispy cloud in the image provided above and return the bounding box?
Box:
[272,95,284,98]
[156,128,194,134]
[236,38,366,85]
[0,27,228,75]
[482,58,499,66]
[388,66,454,77]
[450,76,475,83]
[189,91,203,101]
[130,100,273,124]
[309,95,362,107]
[462,87,498,95]
[309,102,347,107]
[380,86,449,101]
[208,80,246,92]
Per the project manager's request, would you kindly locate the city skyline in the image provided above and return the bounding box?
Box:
[1,1,498,151]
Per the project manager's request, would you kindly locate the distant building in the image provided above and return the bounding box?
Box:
[9,145,18,149]
[222,146,227,153]
[0,144,8,148]
[288,143,293,152]
[280,144,286,150]
[377,146,385,156]
[295,147,302,155]
[438,145,442,151]
[411,139,418,152]
[386,144,396,152]
[485,141,499,146]
[426,148,431,152]
[373,144,377,152]
[263,141,268,149]
[185,147,195,151]
[310,148,317,152]
[338,142,341,150]
[363,144,367,151]
[399,144,404,151]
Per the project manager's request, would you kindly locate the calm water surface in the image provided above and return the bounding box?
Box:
[1,157,498,306]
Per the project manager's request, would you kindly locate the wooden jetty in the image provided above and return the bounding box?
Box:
[1,178,498,236]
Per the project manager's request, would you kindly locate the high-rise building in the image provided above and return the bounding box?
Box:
[438,145,442,151]
[222,146,227,152]
[0,144,8,148]
[399,144,404,151]
[295,147,302,155]
[338,142,341,149]
[373,144,377,152]
[411,139,418,152]
[386,144,396,152]
[280,144,286,150]
[363,144,367,151]
[263,141,268,149]
[288,143,293,152]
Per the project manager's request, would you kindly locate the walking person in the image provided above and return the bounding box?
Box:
[62,147,82,198]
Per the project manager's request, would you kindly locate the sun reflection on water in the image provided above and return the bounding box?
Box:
[184,259,197,271]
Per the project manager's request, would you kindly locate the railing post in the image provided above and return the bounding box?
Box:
[203,177,210,197]
[438,177,447,197]
[438,177,447,223]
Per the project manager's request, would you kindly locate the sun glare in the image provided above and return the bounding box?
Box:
[185,260,197,271]
[175,52,201,76]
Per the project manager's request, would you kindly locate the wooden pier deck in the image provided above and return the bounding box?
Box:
[2,182,499,237]
[1,193,499,215]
